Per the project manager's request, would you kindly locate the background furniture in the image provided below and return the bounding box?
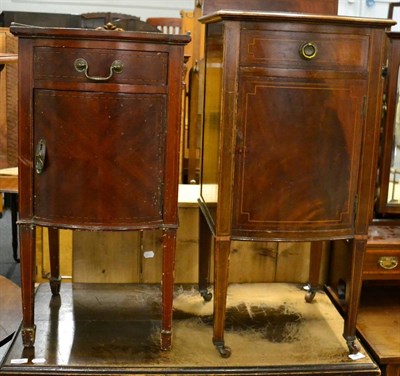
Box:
[0,167,18,262]
[375,3,400,218]
[200,0,338,15]
[0,48,17,170]
[146,17,182,34]
[0,11,159,32]
[0,28,18,171]
[11,24,189,350]
[0,52,18,262]
[198,10,393,357]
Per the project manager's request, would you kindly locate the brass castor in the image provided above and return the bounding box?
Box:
[200,289,212,302]
[50,276,62,296]
[305,289,316,303]
[21,325,36,348]
[214,342,231,358]
[304,284,316,303]
[347,337,360,354]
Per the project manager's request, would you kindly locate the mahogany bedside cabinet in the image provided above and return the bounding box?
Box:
[10,24,190,350]
[197,11,394,357]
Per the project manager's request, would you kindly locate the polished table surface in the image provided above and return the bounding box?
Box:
[0,283,380,375]
[0,276,21,364]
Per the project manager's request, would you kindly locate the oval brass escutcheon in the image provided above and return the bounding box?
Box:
[300,42,318,60]
[378,256,399,270]
[35,139,46,174]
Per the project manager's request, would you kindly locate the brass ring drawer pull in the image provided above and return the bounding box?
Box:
[74,58,124,81]
[378,256,399,270]
[299,42,318,60]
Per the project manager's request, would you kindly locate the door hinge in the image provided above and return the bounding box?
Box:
[361,96,367,119]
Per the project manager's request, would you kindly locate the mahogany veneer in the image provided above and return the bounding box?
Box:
[197,11,394,357]
[10,25,189,350]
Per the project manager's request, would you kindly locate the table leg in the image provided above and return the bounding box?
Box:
[343,238,365,354]
[199,209,212,301]
[20,223,36,347]
[305,241,324,302]
[48,227,61,295]
[213,236,231,358]
[160,228,176,351]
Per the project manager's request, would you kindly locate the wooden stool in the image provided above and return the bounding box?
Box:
[0,167,19,262]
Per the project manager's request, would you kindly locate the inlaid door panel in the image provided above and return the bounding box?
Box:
[34,89,167,227]
[232,76,366,236]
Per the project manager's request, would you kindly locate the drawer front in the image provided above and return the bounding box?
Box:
[34,47,168,85]
[363,249,400,279]
[240,29,369,72]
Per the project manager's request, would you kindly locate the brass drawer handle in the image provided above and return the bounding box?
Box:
[378,256,399,270]
[299,42,318,60]
[35,139,46,174]
[74,58,124,81]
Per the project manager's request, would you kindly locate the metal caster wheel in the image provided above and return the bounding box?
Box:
[305,290,316,303]
[216,344,231,358]
[50,276,62,296]
[200,290,212,302]
[347,340,360,354]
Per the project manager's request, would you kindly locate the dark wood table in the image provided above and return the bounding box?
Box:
[10,25,189,351]
[197,11,394,357]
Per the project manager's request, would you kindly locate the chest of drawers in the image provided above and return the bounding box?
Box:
[197,11,393,357]
[11,25,189,350]
[364,226,400,280]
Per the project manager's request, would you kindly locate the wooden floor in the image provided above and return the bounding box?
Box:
[0,280,380,375]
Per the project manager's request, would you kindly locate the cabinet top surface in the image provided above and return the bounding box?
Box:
[199,10,396,28]
[368,226,400,244]
[9,24,191,45]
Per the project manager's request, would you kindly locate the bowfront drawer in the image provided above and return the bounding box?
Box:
[363,248,400,280]
[34,47,168,85]
[240,29,369,73]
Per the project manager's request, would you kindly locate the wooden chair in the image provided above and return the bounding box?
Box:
[146,17,182,34]
[0,167,19,262]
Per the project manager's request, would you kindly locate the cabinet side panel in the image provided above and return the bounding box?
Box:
[200,23,223,224]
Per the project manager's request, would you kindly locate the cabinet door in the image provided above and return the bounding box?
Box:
[232,76,366,237]
[33,89,167,227]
